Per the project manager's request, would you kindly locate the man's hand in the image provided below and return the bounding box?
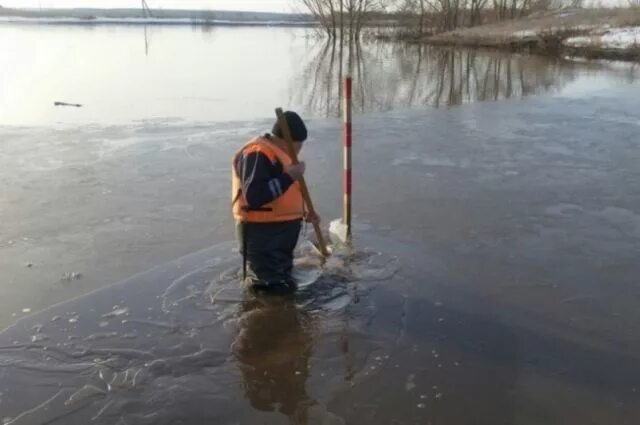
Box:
[305,211,321,224]
[285,161,306,181]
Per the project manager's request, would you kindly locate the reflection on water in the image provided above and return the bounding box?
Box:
[233,294,316,423]
[293,39,599,116]
[2,24,637,126]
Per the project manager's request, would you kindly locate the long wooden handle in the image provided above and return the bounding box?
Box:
[275,108,329,257]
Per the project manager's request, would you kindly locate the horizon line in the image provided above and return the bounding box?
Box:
[0,6,303,14]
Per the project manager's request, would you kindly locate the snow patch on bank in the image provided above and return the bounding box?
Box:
[510,24,608,40]
[564,26,640,50]
[513,30,538,38]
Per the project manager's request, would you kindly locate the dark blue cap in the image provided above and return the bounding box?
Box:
[272,111,308,142]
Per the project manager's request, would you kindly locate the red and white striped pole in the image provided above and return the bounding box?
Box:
[343,75,353,241]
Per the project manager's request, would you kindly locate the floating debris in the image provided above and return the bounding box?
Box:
[102,307,129,318]
[51,316,61,322]
[435,393,443,400]
[61,272,83,282]
[122,318,176,332]
[31,334,50,343]
[405,374,416,392]
[420,394,428,399]
[24,262,33,268]
[437,318,445,323]
[98,321,110,328]
[454,361,460,367]
[31,324,43,333]
[21,308,31,314]
[54,101,83,108]
[84,332,118,341]
[68,315,79,324]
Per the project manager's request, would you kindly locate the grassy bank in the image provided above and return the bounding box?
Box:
[422,9,640,61]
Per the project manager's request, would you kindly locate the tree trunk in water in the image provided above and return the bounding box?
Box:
[419,0,425,36]
[329,1,336,39]
[338,7,344,115]
[340,0,344,45]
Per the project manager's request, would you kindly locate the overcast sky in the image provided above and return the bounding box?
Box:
[0,0,296,13]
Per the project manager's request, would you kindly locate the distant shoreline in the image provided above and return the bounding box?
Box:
[387,9,640,62]
[0,17,318,27]
[0,7,317,27]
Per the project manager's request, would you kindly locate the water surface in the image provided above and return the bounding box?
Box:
[1,23,640,424]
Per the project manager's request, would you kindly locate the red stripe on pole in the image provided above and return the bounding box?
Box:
[344,169,352,195]
[343,75,353,240]
[344,122,352,148]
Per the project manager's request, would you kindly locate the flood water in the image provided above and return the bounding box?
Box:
[1,24,640,424]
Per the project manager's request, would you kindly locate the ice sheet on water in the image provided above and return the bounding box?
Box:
[101,307,129,319]
[391,153,460,168]
[329,219,349,246]
[0,234,408,423]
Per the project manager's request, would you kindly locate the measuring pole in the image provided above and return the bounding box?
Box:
[343,75,353,241]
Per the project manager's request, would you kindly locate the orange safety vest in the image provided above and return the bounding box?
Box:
[231,136,304,223]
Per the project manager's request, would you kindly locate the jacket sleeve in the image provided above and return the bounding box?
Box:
[235,151,294,210]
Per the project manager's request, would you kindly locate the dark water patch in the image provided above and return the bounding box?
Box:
[1,230,640,423]
[0,235,401,424]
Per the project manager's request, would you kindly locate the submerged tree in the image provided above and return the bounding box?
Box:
[299,0,383,40]
[290,38,586,117]
[141,0,153,18]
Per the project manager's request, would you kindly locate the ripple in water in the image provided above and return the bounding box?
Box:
[0,236,401,424]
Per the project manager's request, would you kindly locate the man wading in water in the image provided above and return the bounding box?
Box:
[231,111,319,294]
